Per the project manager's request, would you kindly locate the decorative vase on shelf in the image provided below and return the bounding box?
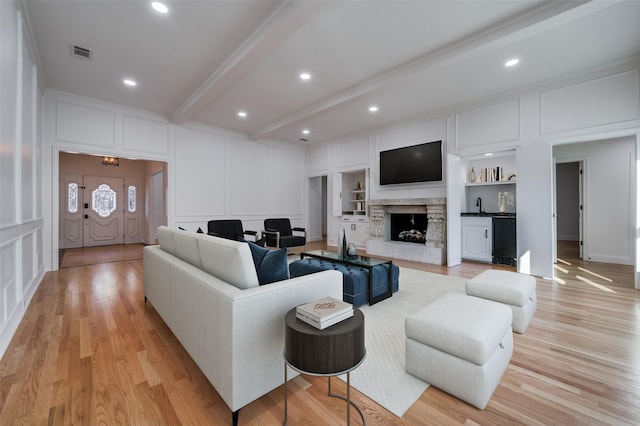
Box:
[342,232,348,258]
[470,167,476,183]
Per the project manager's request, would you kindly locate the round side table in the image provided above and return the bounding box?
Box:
[283,306,365,425]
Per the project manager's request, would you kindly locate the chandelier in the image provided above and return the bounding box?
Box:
[102,156,119,166]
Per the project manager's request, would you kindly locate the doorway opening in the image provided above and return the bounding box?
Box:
[555,161,584,259]
[59,152,167,250]
[308,175,328,243]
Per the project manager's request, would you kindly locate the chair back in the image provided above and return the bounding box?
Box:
[207,219,245,241]
[264,218,293,237]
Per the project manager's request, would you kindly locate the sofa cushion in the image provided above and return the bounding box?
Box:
[157,226,176,256]
[197,234,259,289]
[173,229,203,269]
[247,242,290,285]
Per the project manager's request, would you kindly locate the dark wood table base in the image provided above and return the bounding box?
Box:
[284,307,366,425]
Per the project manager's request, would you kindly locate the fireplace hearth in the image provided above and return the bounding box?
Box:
[390,213,428,244]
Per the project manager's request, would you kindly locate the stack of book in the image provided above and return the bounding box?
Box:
[296,296,354,330]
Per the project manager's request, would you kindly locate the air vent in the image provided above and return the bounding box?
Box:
[299,138,308,142]
[70,44,92,61]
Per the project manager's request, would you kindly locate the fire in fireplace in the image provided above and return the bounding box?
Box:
[390,213,428,244]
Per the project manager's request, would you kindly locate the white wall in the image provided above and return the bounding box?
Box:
[308,62,640,278]
[0,1,45,358]
[42,91,307,269]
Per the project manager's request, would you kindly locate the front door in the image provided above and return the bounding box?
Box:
[83,176,124,247]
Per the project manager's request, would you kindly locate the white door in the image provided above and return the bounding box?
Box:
[61,173,83,248]
[124,177,142,244]
[150,171,165,243]
[83,176,124,247]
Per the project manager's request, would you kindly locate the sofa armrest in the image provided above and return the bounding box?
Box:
[223,270,343,410]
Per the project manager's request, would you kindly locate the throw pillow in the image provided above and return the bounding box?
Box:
[247,241,289,285]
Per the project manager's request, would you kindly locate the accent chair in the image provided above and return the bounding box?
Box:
[262,218,306,252]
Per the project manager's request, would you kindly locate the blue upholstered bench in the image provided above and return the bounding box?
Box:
[289,258,399,307]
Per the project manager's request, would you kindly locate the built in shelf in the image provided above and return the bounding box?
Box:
[465,181,516,187]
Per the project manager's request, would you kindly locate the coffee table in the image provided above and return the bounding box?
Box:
[300,250,394,305]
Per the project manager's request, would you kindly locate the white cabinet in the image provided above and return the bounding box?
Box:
[461,217,492,262]
[339,217,370,249]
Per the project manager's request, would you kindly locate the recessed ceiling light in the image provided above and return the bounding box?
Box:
[369,106,379,113]
[505,58,519,67]
[237,111,247,118]
[302,129,310,134]
[299,72,311,81]
[123,79,137,87]
[484,152,494,156]
[151,2,169,14]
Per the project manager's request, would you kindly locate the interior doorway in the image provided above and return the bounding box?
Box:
[555,161,584,259]
[308,175,328,242]
[58,152,167,250]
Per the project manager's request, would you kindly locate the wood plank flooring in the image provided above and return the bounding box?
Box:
[1,240,638,425]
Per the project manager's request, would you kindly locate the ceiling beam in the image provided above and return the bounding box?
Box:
[170,0,328,125]
[248,0,611,141]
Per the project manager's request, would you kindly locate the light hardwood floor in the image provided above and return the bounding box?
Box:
[0,240,638,425]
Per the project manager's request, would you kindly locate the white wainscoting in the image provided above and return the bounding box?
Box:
[455,99,521,150]
[541,69,640,135]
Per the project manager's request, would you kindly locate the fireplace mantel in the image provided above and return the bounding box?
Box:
[366,197,447,265]
[368,198,446,207]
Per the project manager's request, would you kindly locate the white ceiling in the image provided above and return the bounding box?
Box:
[24,0,640,145]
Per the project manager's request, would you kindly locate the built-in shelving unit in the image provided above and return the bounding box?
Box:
[465,181,516,187]
[340,170,368,216]
[462,150,517,214]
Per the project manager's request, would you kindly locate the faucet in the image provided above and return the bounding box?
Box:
[476,197,483,214]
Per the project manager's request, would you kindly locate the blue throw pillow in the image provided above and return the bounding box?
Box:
[247,241,290,285]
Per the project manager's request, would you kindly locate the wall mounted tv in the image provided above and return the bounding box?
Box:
[379,140,443,185]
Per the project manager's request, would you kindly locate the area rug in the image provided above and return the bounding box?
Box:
[338,267,467,417]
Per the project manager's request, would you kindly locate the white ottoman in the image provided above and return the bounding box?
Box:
[466,269,537,334]
[405,293,513,409]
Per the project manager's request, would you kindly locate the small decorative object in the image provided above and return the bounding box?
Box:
[356,181,362,190]
[498,191,514,213]
[470,167,476,183]
[346,243,357,257]
[338,229,345,256]
[342,232,348,258]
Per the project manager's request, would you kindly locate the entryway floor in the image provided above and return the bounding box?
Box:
[60,244,144,268]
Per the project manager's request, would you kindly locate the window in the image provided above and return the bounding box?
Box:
[68,183,78,213]
[92,184,116,217]
[128,185,136,213]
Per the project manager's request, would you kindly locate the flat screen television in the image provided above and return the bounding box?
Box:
[379,140,443,185]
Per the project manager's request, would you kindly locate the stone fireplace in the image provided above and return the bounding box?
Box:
[366,198,446,265]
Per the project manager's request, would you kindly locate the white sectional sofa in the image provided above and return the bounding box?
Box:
[143,226,343,425]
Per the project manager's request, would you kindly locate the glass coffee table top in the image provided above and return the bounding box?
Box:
[302,249,391,267]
